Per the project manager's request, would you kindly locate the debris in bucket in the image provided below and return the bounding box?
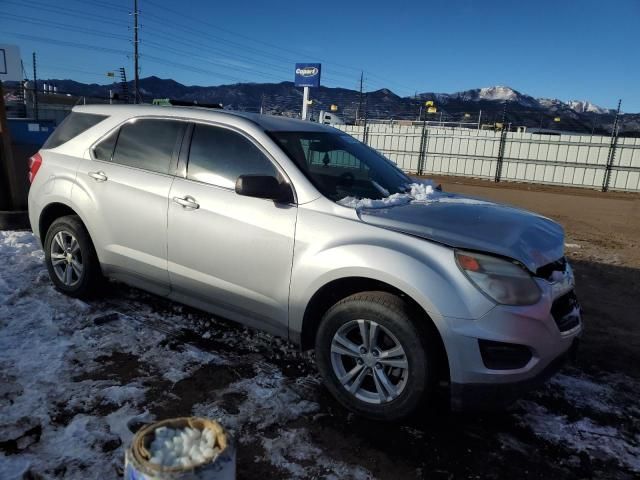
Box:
[149,426,220,468]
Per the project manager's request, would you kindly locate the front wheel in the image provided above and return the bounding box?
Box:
[315,291,433,421]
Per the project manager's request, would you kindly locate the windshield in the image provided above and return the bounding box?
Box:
[270,131,411,202]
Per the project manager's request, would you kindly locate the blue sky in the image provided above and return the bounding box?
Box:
[2,0,639,111]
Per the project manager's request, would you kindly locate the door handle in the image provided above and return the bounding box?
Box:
[88,171,108,182]
[173,195,200,210]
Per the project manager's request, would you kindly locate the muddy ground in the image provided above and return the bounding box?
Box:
[1,178,639,479]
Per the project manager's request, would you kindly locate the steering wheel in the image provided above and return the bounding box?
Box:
[337,171,355,187]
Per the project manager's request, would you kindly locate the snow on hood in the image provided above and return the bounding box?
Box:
[338,183,435,209]
[340,185,564,272]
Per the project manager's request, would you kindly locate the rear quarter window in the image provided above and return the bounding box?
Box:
[43,112,108,149]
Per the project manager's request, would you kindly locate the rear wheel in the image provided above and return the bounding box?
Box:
[315,291,433,421]
[44,215,102,298]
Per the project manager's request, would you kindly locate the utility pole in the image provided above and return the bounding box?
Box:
[603,99,622,192]
[32,52,39,120]
[301,87,310,120]
[495,103,508,183]
[133,0,140,103]
[357,71,363,125]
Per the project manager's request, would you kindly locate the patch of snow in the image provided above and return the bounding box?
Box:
[259,428,372,480]
[518,401,640,472]
[338,183,495,210]
[338,182,434,209]
[567,100,610,114]
[193,366,320,433]
[537,97,611,114]
[0,230,369,479]
[479,86,519,102]
[550,371,640,415]
[537,97,563,109]
[101,385,147,406]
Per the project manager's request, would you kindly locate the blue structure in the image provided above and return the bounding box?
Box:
[294,63,321,88]
[7,118,56,146]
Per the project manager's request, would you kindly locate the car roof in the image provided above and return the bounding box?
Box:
[72,104,334,133]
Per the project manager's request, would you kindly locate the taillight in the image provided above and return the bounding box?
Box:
[28,152,43,184]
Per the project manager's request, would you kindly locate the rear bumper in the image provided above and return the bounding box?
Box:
[450,337,579,411]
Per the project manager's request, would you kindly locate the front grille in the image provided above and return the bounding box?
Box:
[536,257,567,280]
[551,291,581,332]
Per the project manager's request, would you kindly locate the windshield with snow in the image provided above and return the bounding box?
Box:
[270,131,411,202]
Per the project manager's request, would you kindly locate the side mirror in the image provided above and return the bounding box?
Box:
[235,175,293,203]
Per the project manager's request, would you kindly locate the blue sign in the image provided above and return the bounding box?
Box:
[294,63,321,88]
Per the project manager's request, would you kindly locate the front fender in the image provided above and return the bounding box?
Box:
[289,241,495,337]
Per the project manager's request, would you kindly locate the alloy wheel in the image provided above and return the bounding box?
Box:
[330,319,409,404]
[50,230,83,287]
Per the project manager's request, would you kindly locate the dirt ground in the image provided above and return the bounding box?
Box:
[2,178,639,479]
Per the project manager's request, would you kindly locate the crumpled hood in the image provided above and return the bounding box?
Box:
[357,193,564,272]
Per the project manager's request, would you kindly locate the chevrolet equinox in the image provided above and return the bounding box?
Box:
[28,105,582,420]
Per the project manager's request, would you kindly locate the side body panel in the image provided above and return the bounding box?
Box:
[28,151,84,243]
[167,179,297,336]
[72,152,174,296]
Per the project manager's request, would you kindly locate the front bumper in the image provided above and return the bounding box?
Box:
[451,338,579,410]
[443,262,582,410]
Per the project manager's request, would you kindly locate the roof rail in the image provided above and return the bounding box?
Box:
[152,98,223,109]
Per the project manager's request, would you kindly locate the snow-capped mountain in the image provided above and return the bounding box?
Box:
[438,86,610,114]
[538,97,612,114]
[427,86,542,109]
[478,86,523,102]
[566,100,611,114]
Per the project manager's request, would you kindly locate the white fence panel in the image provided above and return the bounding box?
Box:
[334,124,639,191]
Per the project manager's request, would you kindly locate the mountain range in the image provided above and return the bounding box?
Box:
[10,77,639,135]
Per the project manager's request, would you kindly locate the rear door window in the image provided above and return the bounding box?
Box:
[187,123,278,188]
[111,119,186,175]
[43,112,108,149]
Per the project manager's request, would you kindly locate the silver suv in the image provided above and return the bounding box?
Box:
[28,105,582,420]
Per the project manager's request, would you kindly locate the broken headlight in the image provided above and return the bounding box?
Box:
[455,250,541,306]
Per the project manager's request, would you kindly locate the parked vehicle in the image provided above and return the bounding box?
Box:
[28,105,582,420]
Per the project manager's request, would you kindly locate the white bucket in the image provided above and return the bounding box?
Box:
[124,417,236,480]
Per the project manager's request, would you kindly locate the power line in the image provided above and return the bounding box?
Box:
[141,0,415,93]
[138,7,398,90]
[4,2,356,88]
[38,64,119,79]
[5,32,131,56]
[0,13,131,41]
[141,40,288,83]
[66,0,130,13]
[5,1,416,96]
[141,0,413,92]
[3,0,126,28]
[133,0,140,103]
[6,31,279,86]
[141,32,294,79]
[140,13,358,85]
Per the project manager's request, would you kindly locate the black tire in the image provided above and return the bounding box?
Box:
[315,291,434,421]
[44,215,102,298]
